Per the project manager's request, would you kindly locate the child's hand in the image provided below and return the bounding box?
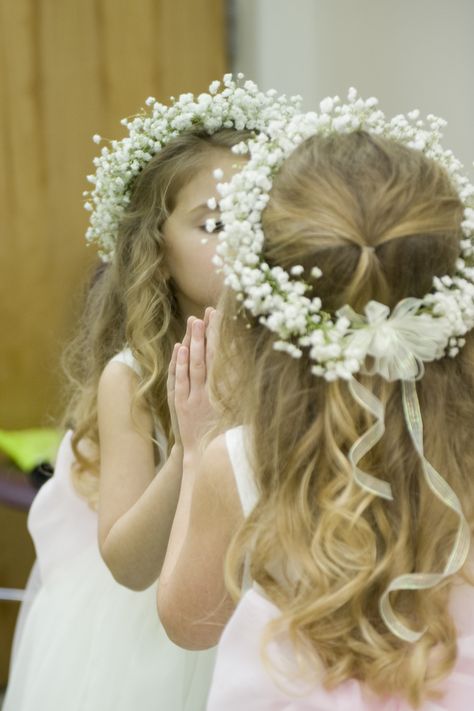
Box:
[174,316,215,454]
[167,316,195,449]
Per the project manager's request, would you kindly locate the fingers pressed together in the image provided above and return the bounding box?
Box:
[168,309,217,450]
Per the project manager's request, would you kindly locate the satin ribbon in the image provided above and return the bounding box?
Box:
[379,380,471,642]
[349,326,471,642]
[348,378,392,501]
[341,300,470,642]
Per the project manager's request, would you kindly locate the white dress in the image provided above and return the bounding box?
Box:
[4,350,216,711]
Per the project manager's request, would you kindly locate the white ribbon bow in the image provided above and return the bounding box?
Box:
[340,298,451,381]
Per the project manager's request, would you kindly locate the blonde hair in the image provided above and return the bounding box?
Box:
[62,128,250,508]
[212,131,474,706]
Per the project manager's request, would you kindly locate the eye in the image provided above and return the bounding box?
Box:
[199,221,223,233]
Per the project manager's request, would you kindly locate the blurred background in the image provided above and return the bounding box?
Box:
[0,0,227,693]
[234,0,474,178]
[0,0,473,698]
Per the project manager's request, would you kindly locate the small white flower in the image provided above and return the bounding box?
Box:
[205,218,217,233]
[319,97,335,114]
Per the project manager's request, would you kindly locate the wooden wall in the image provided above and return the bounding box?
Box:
[0,0,227,429]
[0,0,227,686]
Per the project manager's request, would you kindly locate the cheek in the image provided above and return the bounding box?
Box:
[170,237,222,290]
[199,239,218,267]
[194,241,224,293]
[163,219,222,298]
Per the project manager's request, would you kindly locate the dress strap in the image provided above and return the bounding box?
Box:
[109,348,141,377]
[225,427,258,518]
[225,427,259,592]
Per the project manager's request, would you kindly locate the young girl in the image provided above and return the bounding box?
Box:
[4,76,299,711]
[158,94,474,708]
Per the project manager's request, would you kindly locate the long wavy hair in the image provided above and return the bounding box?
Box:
[62,128,250,509]
[212,131,474,706]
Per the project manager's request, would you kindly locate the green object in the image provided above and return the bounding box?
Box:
[0,428,62,471]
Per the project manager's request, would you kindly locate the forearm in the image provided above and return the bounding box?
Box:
[159,450,198,587]
[100,447,183,590]
[157,438,241,649]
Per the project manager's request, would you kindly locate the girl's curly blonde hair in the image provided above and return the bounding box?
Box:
[212,131,474,707]
[62,128,250,509]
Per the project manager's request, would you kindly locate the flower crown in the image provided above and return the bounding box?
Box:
[83,74,301,261]
[213,88,474,382]
[212,90,474,643]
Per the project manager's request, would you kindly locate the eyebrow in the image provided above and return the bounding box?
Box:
[187,202,219,216]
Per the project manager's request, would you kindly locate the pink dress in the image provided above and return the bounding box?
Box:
[207,427,474,710]
[4,350,216,711]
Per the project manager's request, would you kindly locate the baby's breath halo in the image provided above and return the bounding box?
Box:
[212,89,474,644]
[84,74,302,261]
[213,88,474,381]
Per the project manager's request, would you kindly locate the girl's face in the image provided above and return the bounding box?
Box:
[162,150,242,319]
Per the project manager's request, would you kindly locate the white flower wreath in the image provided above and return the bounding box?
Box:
[83,74,301,261]
[212,89,474,643]
[212,88,474,382]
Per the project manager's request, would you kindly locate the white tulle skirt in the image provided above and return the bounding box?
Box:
[4,427,215,710]
[4,544,215,711]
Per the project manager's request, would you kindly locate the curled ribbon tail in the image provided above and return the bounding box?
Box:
[348,378,393,501]
[378,381,471,643]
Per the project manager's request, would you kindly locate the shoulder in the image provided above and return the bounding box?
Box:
[99,348,142,392]
[186,433,242,523]
[97,358,150,430]
[98,358,139,399]
[97,360,138,405]
[201,433,230,470]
